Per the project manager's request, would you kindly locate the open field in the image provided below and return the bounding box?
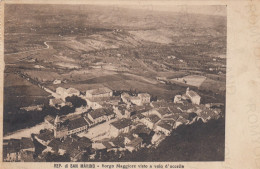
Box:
[129,30,173,44]
[205,73,226,82]
[170,75,207,87]
[4,73,49,96]
[22,70,62,83]
[4,73,50,134]
[200,78,226,93]
[46,71,182,100]
[156,71,188,79]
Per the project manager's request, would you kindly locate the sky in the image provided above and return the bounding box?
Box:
[6,2,227,17]
[122,5,227,16]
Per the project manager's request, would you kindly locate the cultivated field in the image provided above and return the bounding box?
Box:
[170,75,207,87]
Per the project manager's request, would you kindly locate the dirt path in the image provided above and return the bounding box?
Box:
[4,40,61,56]
[137,59,158,74]
[5,42,50,56]
[123,72,158,85]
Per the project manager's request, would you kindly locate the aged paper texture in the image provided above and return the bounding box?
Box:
[0,0,260,169]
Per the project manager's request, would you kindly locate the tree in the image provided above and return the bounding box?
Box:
[65,96,87,108]
[60,105,75,115]
[150,95,157,102]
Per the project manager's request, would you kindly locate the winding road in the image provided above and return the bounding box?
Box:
[5,41,51,56]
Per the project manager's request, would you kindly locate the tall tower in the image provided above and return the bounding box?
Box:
[186,87,190,95]
[54,115,60,128]
[54,115,60,138]
[54,115,68,139]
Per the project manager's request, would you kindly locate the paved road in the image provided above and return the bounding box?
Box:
[3,122,50,140]
[78,118,117,141]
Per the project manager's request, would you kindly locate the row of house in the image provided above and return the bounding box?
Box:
[53,86,115,111]
[92,133,144,153]
[92,131,146,153]
[36,133,92,162]
[42,86,220,157]
[55,86,113,101]
[107,99,187,138]
[3,137,35,162]
[121,93,151,106]
[43,115,89,139]
[85,108,115,126]
[6,84,222,161]
[101,94,219,150]
[44,107,117,140]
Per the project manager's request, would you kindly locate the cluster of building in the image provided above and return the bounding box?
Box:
[3,137,35,162]
[3,86,223,162]
[174,87,201,105]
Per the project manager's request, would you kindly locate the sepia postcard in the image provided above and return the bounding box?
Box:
[0,0,259,169]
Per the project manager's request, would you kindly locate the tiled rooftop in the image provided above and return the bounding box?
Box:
[110,118,132,129]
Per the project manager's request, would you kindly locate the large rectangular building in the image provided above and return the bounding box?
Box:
[86,87,113,98]
[87,108,115,124]
[56,87,80,101]
[109,118,132,137]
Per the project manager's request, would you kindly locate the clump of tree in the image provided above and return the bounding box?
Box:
[150,95,157,102]
[65,96,87,108]
[59,105,76,116]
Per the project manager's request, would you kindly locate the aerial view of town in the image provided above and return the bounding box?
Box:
[3,4,226,162]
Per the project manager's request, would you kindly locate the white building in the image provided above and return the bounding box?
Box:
[186,88,201,105]
[140,115,160,129]
[130,97,142,106]
[138,93,151,104]
[87,108,115,125]
[154,121,172,136]
[109,118,132,137]
[66,88,80,97]
[86,98,102,109]
[173,95,182,103]
[56,87,80,101]
[49,98,66,108]
[121,93,132,104]
[86,87,113,98]
[151,133,166,146]
[56,87,66,96]
[121,92,151,106]
[53,79,62,84]
[125,137,143,152]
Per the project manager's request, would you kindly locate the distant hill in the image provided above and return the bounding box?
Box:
[5,4,226,35]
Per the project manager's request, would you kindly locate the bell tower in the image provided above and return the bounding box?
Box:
[186,87,190,95]
[54,115,61,138]
[54,115,60,128]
